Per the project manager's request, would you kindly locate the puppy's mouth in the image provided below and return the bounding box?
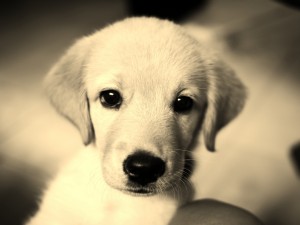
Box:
[121,180,175,196]
[123,187,155,196]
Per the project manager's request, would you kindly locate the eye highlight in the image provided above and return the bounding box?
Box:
[173,96,194,113]
[99,90,122,109]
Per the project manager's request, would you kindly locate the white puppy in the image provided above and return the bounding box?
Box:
[26,17,246,225]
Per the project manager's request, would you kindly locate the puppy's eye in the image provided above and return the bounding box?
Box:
[100,90,122,109]
[173,96,193,113]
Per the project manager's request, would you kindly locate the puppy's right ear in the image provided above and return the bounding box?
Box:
[44,36,94,145]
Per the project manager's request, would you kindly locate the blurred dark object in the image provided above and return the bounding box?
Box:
[274,0,300,9]
[127,0,209,22]
[0,157,47,225]
[224,5,300,80]
[291,142,300,176]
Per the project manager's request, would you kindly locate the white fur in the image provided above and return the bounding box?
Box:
[27,147,180,225]
[27,17,246,225]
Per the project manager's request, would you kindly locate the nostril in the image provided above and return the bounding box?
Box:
[123,151,165,186]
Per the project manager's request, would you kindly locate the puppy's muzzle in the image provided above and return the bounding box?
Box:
[123,151,165,186]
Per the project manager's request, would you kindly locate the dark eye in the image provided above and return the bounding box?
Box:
[173,96,194,113]
[100,90,122,109]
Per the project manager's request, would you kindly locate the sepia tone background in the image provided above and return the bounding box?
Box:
[0,0,300,224]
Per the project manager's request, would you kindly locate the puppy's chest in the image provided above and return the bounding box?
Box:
[95,198,176,225]
[54,191,177,225]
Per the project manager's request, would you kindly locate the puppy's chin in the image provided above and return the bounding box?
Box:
[121,184,178,197]
[105,181,170,197]
[104,184,155,197]
[122,187,157,197]
[103,174,176,197]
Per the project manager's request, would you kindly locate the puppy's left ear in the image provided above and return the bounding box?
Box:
[184,25,246,151]
[44,36,94,145]
[203,59,247,151]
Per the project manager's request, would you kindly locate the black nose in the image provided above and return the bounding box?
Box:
[123,151,166,186]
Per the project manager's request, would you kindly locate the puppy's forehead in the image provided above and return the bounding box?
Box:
[87,18,206,95]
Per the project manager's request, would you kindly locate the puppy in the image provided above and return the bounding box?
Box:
[26,17,246,225]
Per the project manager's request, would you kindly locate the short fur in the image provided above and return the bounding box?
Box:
[27,17,246,225]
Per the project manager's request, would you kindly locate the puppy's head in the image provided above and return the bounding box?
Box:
[45,17,246,196]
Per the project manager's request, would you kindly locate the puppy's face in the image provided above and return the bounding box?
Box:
[85,26,207,194]
[45,18,246,196]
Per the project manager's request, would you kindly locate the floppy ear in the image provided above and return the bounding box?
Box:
[183,25,246,151]
[44,36,94,145]
[203,59,247,151]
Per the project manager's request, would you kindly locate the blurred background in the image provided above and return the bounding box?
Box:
[0,0,300,224]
